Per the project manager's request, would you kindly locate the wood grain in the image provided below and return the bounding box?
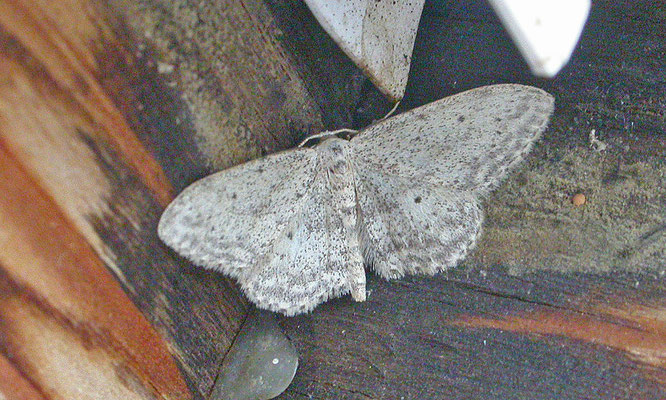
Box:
[111,0,328,170]
[0,143,190,398]
[0,0,284,398]
[0,354,46,400]
[278,269,665,399]
[0,0,172,206]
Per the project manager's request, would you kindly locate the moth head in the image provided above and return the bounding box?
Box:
[318,137,348,154]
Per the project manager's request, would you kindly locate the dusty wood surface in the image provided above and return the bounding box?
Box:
[0,0,192,396]
[110,0,328,171]
[0,0,663,399]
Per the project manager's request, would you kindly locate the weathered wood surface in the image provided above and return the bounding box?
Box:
[0,0,663,399]
[0,0,291,398]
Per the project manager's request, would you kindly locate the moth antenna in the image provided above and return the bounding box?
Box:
[298,128,358,147]
[381,100,401,121]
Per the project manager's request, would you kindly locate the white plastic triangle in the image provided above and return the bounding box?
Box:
[487,0,591,77]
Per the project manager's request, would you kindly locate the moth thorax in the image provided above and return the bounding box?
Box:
[318,137,351,174]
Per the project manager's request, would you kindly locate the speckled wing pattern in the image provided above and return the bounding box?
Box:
[158,149,318,280]
[158,84,554,316]
[158,146,363,315]
[351,84,554,279]
[239,156,365,316]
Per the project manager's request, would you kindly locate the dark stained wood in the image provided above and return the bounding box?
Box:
[110,0,327,169]
[278,268,665,399]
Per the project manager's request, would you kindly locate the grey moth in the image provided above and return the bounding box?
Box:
[158,84,554,316]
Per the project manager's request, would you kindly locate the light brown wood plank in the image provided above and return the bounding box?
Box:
[0,0,172,206]
[0,143,191,399]
[0,354,47,400]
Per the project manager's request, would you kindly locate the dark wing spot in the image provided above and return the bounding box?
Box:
[231,192,237,199]
[414,196,422,204]
[457,115,465,122]
[334,160,346,169]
